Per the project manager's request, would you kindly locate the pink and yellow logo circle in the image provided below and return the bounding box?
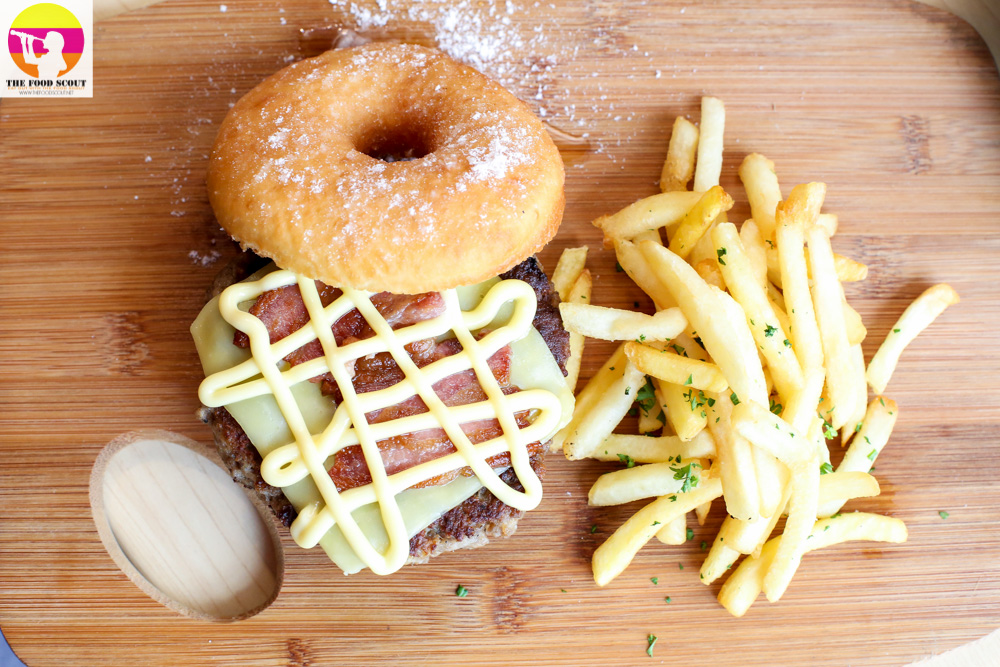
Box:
[7,3,83,80]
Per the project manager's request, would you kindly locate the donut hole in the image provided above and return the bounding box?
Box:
[355,122,434,163]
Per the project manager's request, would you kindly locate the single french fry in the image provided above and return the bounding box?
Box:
[561,358,646,460]
[807,225,854,429]
[660,116,700,192]
[668,186,734,260]
[763,455,820,602]
[784,366,826,434]
[740,219,769,289]
[817,471,880,511]
[591,431,716,463]
[552,246,589,301]
[834,254,868,282]
[614,239,677,311]
[626,342,729,393]
[593,477,723,586]
[753,446,789,520]
[839,396,898,473]
[640,242,769,407]
[564,271,592,393]
[712,223,804,402]
[588,459,706,506]
[769,294,792,338]
[693,96,726,192]
[695,500,712,526]
[560,345,624,458]
[776,184,826,372]
[843,299,867,346]
[594,191,704,244]
[813,213,838,237]
[817,397,898,517]
[739,153,781,241]
[658,378,709,442]
[724,481,791,556]
[694,258,725,290]
[700,534,744,585]
[840,344,868,447]
[732,401,814,467]
[668,332,710,362]
[866,284,960,394]
[686,221,723,267]
[656,513,687,545]
[717,512,907,617]
[707,391,759,522]
[638,402,665,434]
[559,303,687,342]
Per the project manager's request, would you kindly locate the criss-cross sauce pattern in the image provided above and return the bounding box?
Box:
[198,270,562,575]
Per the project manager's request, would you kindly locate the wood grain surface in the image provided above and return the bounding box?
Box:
[2,1,1000,665]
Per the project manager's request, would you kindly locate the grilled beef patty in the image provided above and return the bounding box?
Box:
[198,255,567,564]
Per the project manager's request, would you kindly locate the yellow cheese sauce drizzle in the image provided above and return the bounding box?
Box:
[198,269,562,575]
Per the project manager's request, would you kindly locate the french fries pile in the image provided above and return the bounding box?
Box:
[552,97,959,617]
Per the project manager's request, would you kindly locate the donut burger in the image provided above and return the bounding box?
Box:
[190,42,573,575]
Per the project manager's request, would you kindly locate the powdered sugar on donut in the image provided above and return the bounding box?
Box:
[209,42,562,292]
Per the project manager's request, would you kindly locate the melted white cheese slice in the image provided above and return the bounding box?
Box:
[190,271,572,573]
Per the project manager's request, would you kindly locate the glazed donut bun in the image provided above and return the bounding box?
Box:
[207,42,565,294]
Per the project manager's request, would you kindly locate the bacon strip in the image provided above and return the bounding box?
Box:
[236,283,537,492]
[233,283,445,369]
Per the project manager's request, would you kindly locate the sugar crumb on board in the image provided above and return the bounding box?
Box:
[321,1,704,169]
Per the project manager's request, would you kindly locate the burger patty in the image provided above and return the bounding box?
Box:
[198,254,568,563]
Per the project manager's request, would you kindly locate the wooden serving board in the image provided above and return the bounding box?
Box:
[2,0,1000,665]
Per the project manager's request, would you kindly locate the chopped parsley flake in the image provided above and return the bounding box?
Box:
[770,398,783,416]
[867,449,877,461]
[650,577,659,585]
[670,461,702,492]
[686,527,694,541]
[618,453,636,468]
[636,378,658,416]
[823,421,837,440]
[701,540,708,551]
[647,634,658,658]
[717,247,728,265]
[783,338,791,347]
[764,324,778,337]
[625,387,631,396]
[939,510,950,520]
[669,343,688,357]
[730,392,740,406]
[820,462,834,475]
[684,374,693,386]
[678,563,684,570]
[591,524,599,534]
[455,585,468,597]
[652,521,661,527]
[893,328,901,333]
[615,261,624,272]
[665,596,672,603]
